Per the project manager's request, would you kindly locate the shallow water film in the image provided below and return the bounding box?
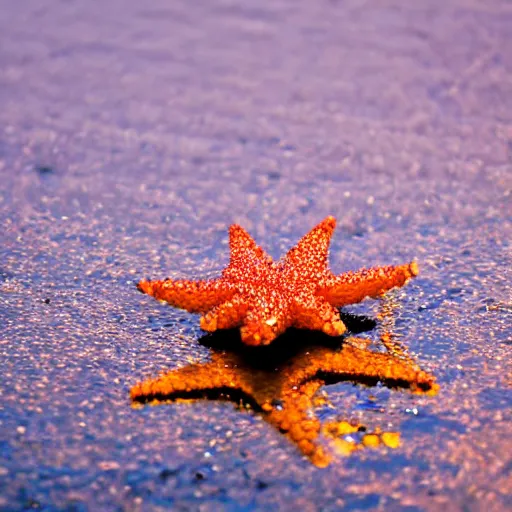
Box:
[1,1,511,511]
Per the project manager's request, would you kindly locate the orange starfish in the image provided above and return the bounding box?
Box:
[138,216,418,345]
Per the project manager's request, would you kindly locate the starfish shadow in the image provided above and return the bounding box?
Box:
[197,311,376,361]
[131,312,437,467]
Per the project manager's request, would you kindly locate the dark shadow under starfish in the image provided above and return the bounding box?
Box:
[131,313,438,467]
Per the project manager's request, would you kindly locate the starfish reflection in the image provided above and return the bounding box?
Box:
[131,313,438,467]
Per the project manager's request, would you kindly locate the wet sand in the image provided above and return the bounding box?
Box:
[0,1,510,510]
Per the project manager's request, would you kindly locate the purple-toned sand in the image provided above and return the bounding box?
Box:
[0,1,510,510]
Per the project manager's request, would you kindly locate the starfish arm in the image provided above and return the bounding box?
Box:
[130,358,244,403]
[315,344,437,394]
[319,262,419,307]
[199,294,249,332]
[292,295,346,337]
[222,224,272,280]
[283,216,336,276]
[137,278,235,314]
[239,300,291,346]
[268,380,331,467]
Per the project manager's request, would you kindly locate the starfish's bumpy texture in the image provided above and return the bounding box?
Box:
[131,334,438,467]
[138,217,418,345]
